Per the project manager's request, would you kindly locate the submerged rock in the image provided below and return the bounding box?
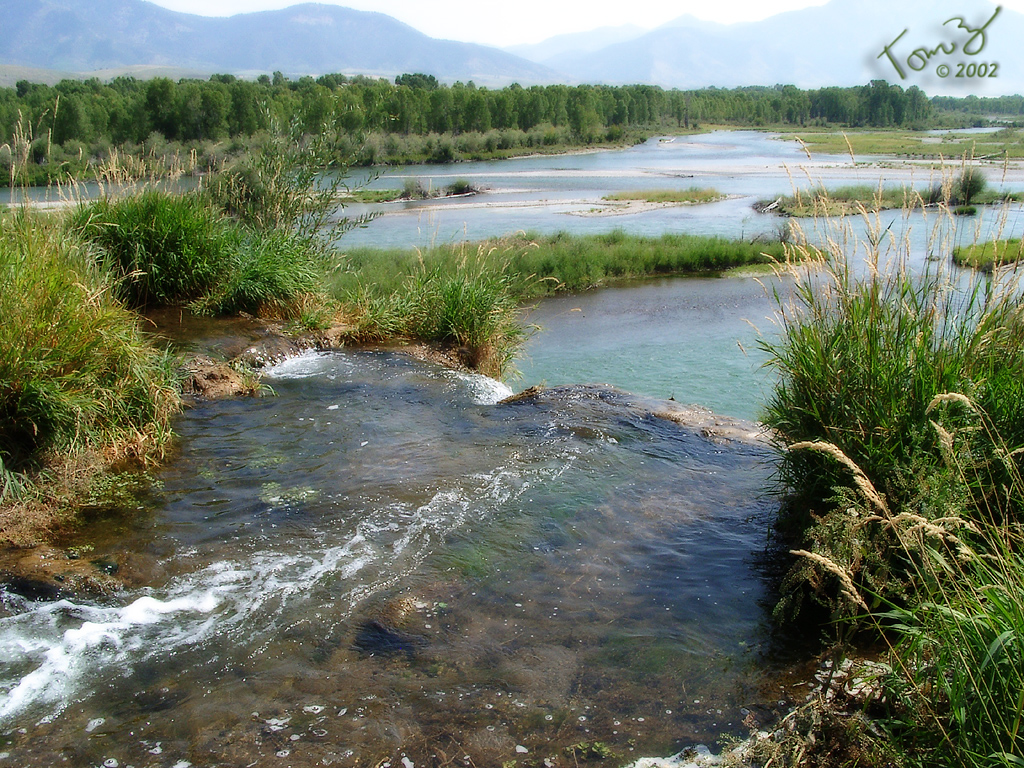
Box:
[0,545,122,600]
[353,619,428,657]
[352,594,432,657]
[499,384,767,446]
[182,356,256,399]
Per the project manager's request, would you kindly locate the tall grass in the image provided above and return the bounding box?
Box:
[0,210,180,486]
[67,190,331,319]
[343,247,529,378]
[334,230,787,299]
[877,398,1024,767]
[333,230,787,378]
[777,406,1024,767]
[66,191,230,307]
[757,156,1024,767]
[760,219,1024,540]
[886,525,1024,765]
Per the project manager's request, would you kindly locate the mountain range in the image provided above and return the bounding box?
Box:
[2,0,1022,95]
[0,0,557,85]
[516,0,1024,95]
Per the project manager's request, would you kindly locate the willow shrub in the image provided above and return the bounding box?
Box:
[0,211,180,487]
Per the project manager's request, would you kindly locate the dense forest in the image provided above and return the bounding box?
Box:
[0,73,1010,185]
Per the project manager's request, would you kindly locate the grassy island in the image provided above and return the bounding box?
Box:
[760,176,1023,218]
[953,238,1024,271]
[602,187,725,205]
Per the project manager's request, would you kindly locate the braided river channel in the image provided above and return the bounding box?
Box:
[3,130,1024,767]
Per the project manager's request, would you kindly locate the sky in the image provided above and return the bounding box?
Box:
[140,0,832,46]
[144,0,1024,49]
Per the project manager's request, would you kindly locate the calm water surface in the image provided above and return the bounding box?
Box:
[339,130,1024,249]
[517,276,780,422]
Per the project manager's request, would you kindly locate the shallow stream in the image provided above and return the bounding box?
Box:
[4,129,1016,766]
[1,350,801,767]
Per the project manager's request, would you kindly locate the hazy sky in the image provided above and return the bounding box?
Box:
[141,0,828,46]
[146,0,1023,48]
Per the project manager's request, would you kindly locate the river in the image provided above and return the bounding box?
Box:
[2,130,1022,766]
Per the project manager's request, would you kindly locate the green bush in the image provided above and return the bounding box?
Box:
[956,167,987,205]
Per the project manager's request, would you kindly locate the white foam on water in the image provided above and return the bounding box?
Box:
[0,535,383,726]
[0,397,589,730]
[0,465,537,726]
[263,350,338,380]
[447,370,514,405]
[0,588,226,723]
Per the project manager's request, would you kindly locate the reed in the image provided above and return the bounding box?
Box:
[760,199,1024,537]
[756,151,1024,767]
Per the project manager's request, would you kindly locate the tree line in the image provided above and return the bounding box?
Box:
[0,73,1003,183]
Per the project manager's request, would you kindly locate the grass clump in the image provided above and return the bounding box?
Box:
[339,188,405,204]
[341,248,528,378]
[954,238,1024,271]
[188,228,329,319]
[507,230,787,292]
[0,211,181,533]
[603,187,724,204]
[761,243,1024,576]
[65,190,231,308]
[67,190,331,320]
